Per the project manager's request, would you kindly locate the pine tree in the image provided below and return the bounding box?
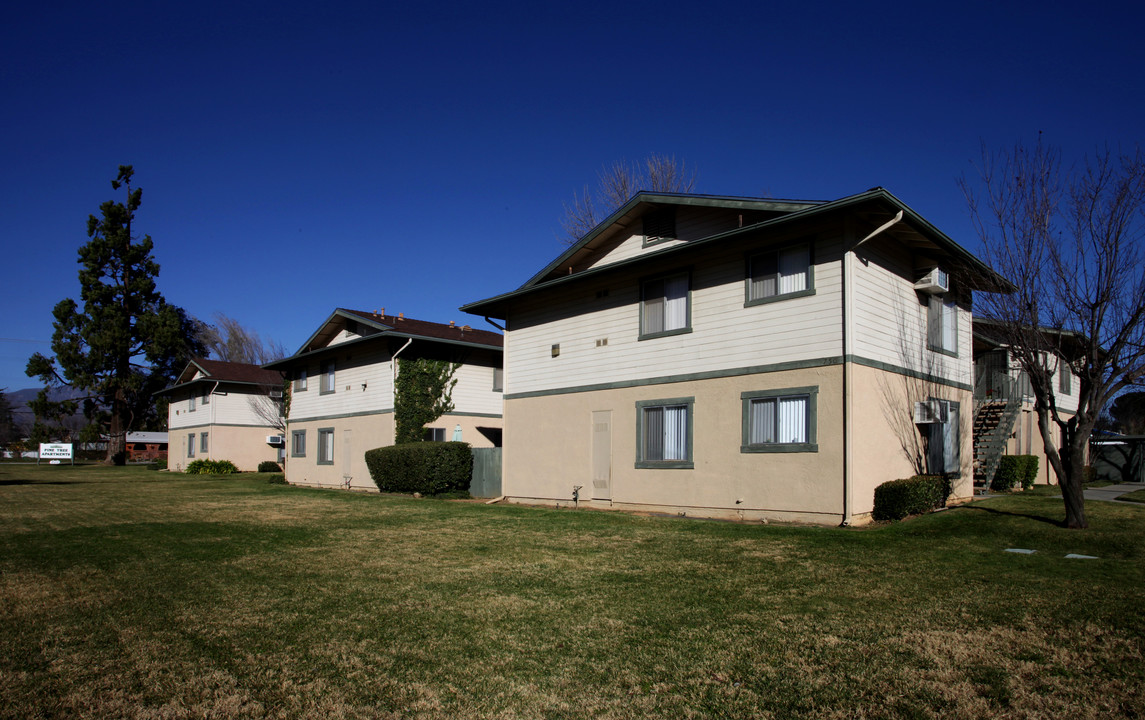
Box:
[26,166,205,464]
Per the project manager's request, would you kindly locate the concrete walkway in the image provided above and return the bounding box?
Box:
[1084,482,1145,504]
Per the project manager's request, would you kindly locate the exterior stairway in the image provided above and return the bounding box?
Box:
[972,371,1023,492]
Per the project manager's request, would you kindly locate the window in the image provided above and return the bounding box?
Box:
[317,428,334,465]
[746,244,813,305]
[201,388,210,405]
[291,430,306,458]
[926,399,961,475]
[635,397,694,468]
[1059,361,1072,394]
[741,387,818,453]
[642,208,677,247]
[424,428,446,442]
[928,295,958,356]
[320,361,335,394]
[640,272,690,339]
[200,432,209,454]
[492,368,503,392]
[187,433,195,458]
[189,393,196,412]
[294,369,308,392]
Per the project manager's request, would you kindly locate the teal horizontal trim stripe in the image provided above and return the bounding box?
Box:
[845,355,973,392]
[289,409,502,423]
[504,354,971,400]
[504,357,844,399]
[169,422,279,431]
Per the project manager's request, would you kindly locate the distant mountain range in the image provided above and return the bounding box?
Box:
[3,387,90,431]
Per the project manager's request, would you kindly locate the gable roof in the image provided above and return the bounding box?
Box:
[264,308,503,370]
[462,188,1013,320]
[155,358,284,397]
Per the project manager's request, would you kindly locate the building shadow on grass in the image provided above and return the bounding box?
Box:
[959,504,1064,527]
[0,479,78,486]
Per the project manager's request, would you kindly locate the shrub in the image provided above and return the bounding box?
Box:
[146,462,159,471]
[267,473,287,485]
[1020,455,1039,489]
[872,475,949,522]
[258,461,282,473]
[365,442,472,496]
[153,457,167,470]
[184,459,240,475]
[991,456,1025,492]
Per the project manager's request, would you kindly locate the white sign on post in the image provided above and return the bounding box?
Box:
[39,443,73,460]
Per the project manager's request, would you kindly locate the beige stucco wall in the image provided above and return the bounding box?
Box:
[285,412,502,491]
[501,362,972,525]
[171,424,283,473]
[1005,405,1072,485]
[503,365,846,524]
[848,363,974,511]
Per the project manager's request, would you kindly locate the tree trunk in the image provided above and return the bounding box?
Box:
[104,388,128,466]
[1059,470,1088,528]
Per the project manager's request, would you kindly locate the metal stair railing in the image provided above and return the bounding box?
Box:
[973,370,1023,489]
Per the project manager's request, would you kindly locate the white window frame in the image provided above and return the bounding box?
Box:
[640,271,691,340]
[745,243,814,306]
[635,397,694,469]
[741,387,819,453]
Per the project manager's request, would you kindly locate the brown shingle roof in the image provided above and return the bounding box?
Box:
[340,308,503,348]
[190,358,285,385]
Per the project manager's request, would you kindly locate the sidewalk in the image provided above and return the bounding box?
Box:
[1084,482,1145,503]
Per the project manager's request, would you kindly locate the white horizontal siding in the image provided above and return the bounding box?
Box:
[210,388,279,426]
[850,241,972,387]
[289,346,394,420]
[506,236,845,395]
[450,362,504,416]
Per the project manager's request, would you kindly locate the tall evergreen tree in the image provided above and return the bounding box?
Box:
[26,166,205,464]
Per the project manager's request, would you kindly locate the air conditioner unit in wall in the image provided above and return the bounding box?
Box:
[914,267,950,294]
[266,435,285,445]
[913,400,947,424]
[269,390,283,399]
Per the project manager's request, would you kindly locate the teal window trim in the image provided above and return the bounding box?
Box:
[926,398,962,478]
[187,433,195,458]
[320,361,335,395]
[199,432,209,454]
[635,396,695,469]
[291,429,306,458]
[294,369,308,392]
[1059,362,1072,394]
[317,427,335,465]
[744,240,816,308]
[639,269,693,341]
[740,386,819,453]
[927,295,959,358]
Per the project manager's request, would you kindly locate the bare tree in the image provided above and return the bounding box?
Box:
[561,154,697,245]
[961,140,1145,528]
[248,379,287,436]
[198,313,288,366]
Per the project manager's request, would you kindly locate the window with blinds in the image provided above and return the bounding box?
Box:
[741,387,819,453]
[747,244,812,305]
[641,272,690,339]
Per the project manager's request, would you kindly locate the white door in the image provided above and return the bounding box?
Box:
[592,411,612,500]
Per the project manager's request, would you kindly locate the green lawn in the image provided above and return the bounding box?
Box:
[1,466,1142,719]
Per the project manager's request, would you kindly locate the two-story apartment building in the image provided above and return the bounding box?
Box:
[158,359,285,471]
[972,318,1081,486]
[462,189,1008,525]
[265,309,503,490]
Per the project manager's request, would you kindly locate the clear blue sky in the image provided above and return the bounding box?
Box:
[2,0,1141,393]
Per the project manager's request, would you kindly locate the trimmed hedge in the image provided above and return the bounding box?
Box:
[991,455,1039,492]
[872,475,950,522]
[184,459,240,475]
[266,473,287,485]
[365,442,472,496]
[258,461,282,473]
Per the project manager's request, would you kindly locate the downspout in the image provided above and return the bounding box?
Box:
[483,316,505,332]
[391,338,413,445]
[208,381,219,460]
[842,210,904,526]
